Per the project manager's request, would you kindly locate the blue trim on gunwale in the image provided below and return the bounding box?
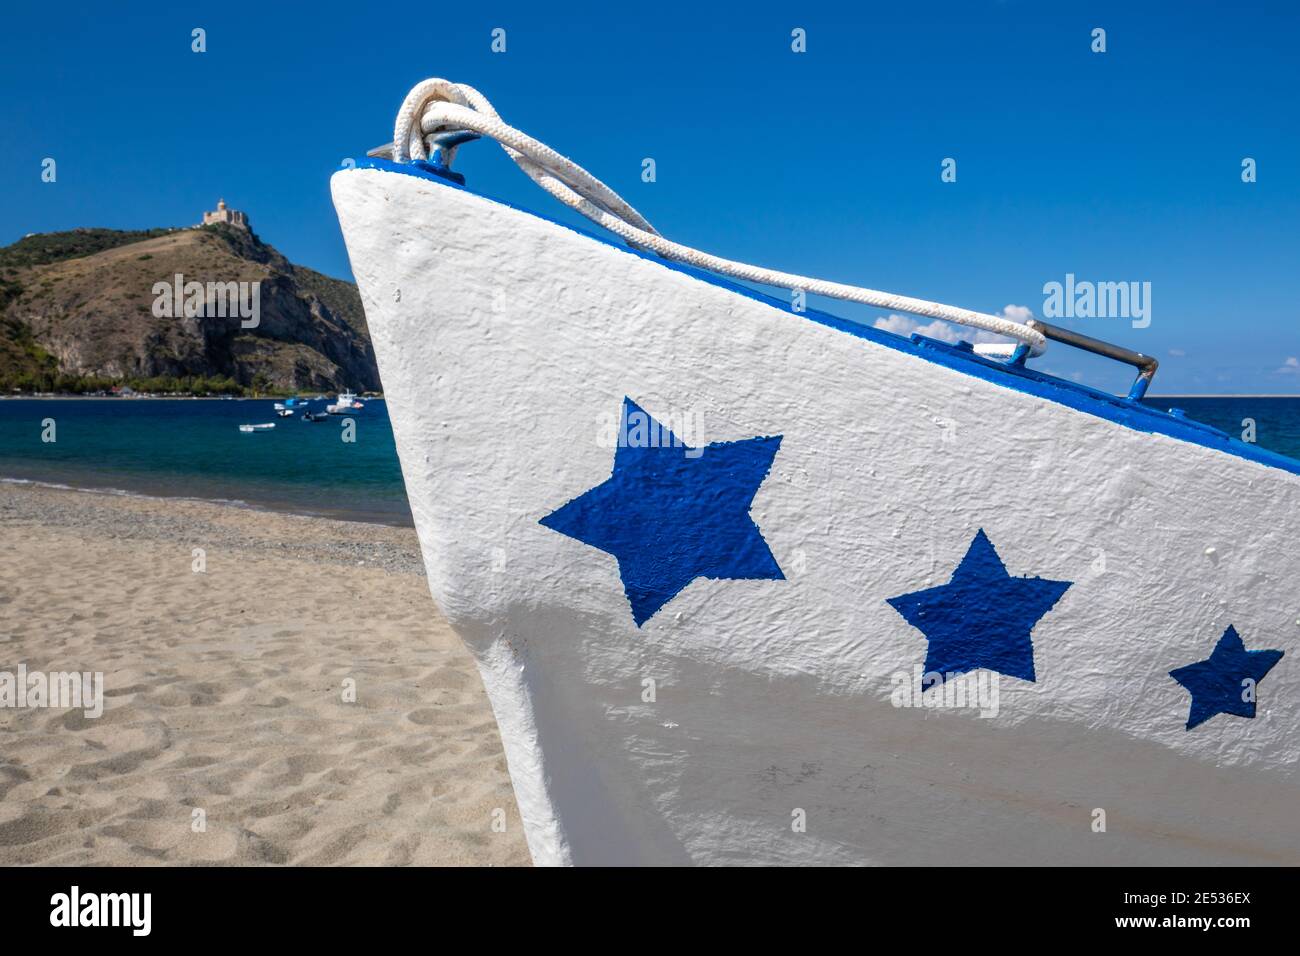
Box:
[341,157,1300,478]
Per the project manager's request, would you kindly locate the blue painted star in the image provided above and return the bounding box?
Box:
[540,397,784,627]
[886,529,1071,683]
[1169,626,1283,730]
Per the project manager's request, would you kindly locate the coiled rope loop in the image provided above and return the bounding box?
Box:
[392,78,1048,357]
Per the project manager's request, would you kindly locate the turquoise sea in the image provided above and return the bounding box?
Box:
[0,398,411,525]
[1,396,1299,525]
[1140,396,1300,459]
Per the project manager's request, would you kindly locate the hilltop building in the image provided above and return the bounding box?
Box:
[201,199,249,230]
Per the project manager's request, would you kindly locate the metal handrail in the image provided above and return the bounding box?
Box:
[1024,319,1159,401]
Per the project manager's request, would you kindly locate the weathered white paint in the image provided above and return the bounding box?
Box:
[333,165,1299,866]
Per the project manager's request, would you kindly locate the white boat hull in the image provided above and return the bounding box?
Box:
[333,161,1298,866]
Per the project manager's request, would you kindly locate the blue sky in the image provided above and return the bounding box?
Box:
[2,1,1296,393]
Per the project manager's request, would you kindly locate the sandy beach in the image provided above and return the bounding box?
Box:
[0,481,530,866]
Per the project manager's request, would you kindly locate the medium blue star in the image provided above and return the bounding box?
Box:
[540,397,784,627]
[886,529,1071,683]
[1169,626,1283,730]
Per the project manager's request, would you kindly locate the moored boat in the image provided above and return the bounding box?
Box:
[332,78,1299,866]
[326,390,364,414]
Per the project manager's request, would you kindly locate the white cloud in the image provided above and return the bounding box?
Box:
[872,304,1034,347]
[1277,357,1300,374]
[999,304,1034,324]
[1168,348,1187,358]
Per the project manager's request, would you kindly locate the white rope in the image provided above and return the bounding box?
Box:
[392,78,1048,357]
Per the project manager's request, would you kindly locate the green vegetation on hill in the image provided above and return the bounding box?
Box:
[0,227,175,271]
[0,276,22,312]
[0,368,253,397]
[0,224,380,396]
[199,222,280,267]
[0,314,60,388]
[0,229,181,388]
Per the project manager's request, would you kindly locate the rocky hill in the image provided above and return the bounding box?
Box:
[0,224,379,394]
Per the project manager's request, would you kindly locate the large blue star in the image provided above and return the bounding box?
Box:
[540,397,784,627]
[1169,626,1283,730]
[886,529,1071,683]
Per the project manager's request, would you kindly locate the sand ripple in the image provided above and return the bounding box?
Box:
[0,483,530,866]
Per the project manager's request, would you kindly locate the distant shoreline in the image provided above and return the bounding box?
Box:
[3,392,1296,400]
[0,394,385,400]
[0,472,412,528]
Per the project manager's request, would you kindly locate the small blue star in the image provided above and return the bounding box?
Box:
[886,529,1071,683]
[1169,626,1283,730]
[540,397,784,627]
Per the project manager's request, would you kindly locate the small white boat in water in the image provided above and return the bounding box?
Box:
[333,78,1299,866]
[238,423,276,432]
[276,408,294,418]
[326,390,364,414]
